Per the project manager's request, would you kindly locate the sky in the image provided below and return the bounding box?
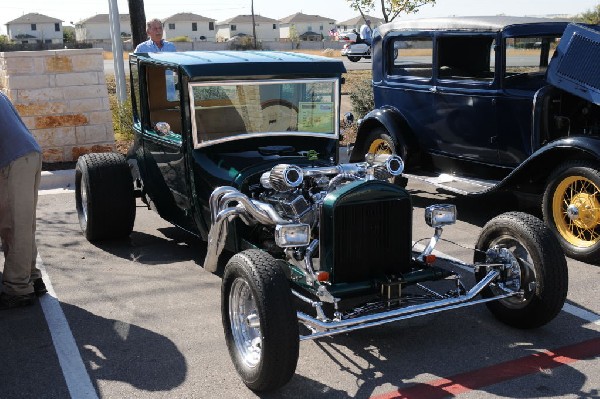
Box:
[2,0,598,35]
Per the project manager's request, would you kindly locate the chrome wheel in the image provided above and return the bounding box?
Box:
[486,236,537,309]
[80,172,89,223]
[229,277,262,368]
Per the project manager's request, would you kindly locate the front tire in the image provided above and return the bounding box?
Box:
[474,212,568,329]
[222,249,299,392]
[75,153,136,241]
[542,161,600,262]
[347,56,361,62]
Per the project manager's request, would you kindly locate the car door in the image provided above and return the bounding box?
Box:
[140,64,193,229]
[430,33,501,165]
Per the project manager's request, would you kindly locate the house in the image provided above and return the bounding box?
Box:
[216,15,279,42]
[6,13,63,44]
[163,13,216,41]
[278,12,336,41]
[75,14,131,43]
[336,14,384,34]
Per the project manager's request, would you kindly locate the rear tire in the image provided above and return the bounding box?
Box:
[222,249,299,392]
[474,212,567,329]
[75,153,136,241]
[347,56,361,62]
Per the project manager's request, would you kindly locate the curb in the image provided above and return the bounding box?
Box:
[40,169,75,191]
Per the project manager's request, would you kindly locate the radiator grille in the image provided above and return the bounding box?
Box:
[557,33,600,91]
[331,197,412,284]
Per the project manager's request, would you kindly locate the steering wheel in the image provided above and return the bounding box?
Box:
[261,99,298,132]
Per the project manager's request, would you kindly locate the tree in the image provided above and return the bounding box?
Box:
[580,4,600,24]
[63,28,76,43]
[128,0,147,48]
[346,0,436,23]
[289,25,300,49]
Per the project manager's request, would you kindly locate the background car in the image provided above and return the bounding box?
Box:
[351,16,600,263]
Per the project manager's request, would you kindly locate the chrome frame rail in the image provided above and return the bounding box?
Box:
[297,270,515,341]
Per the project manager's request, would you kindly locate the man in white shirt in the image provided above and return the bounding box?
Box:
[359,19,372,46]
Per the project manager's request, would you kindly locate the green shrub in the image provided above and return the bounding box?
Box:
[348,78,374,120]
[106,75,134,142]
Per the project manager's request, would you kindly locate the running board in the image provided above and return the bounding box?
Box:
[403,173,499,195]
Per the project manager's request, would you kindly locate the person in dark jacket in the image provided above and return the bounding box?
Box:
[0,92,47,310]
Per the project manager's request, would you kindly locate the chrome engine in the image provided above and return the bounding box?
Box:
[203,154,405,273]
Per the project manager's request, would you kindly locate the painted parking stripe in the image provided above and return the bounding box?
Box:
[563,302,600,325]
[38,256,99,399]
[370,337,600,399]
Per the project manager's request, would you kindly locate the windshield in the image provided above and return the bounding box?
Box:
[190,79,339,148]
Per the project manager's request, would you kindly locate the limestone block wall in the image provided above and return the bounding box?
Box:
[0,49,114,162]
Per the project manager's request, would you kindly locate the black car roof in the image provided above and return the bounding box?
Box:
[133,50,346,78]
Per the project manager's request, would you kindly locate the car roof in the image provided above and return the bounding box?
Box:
[133,50,346,78]
[378,16,572,36]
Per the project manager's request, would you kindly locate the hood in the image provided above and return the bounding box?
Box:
[546,23,600,105]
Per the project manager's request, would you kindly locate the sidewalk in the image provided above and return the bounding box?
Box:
[40,169,75,194]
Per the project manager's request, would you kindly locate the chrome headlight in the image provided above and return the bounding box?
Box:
[275,224,310,247]
[425,204,457,227]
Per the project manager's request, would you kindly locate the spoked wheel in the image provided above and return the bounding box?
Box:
[222,249,299,392]
[543,161,600,262]
[474,212,568,329]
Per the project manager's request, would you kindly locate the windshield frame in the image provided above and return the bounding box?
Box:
[189,78,340,149]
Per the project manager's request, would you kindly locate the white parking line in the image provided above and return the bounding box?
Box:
[37,256,99,399]
[412,242,600,325]
[562,303,600,326]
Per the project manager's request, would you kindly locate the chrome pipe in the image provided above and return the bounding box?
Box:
[303,239,319,284]
[209,186,237,224]
[418,227,443,261]
[298,269,500,331]
[204,207,246,273]
[299,292,515,341]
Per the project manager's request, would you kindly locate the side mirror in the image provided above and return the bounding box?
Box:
[344,112,354,125]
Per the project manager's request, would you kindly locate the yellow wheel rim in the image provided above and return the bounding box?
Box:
[552,175,600,248]
[368,138,393,155]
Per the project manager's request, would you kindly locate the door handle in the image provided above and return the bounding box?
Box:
[429,86,438,93]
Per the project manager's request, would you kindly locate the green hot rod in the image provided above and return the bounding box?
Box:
[75,51,567,392]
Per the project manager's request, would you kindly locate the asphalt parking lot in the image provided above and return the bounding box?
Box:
[1,179,599,398]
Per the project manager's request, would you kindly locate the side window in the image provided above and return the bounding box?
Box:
[145,66,182,135]
[505,36,561,79]
[437,36,495,82]
[389,37,433,79]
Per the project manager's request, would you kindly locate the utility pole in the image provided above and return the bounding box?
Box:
[108,0,126,104]
[128,0,147,48]
[251,0,257,49]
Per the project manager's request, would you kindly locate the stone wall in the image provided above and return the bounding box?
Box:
[0,49,114,162]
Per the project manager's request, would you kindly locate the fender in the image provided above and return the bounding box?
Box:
[472,136,600,196]
[351,107,417,162]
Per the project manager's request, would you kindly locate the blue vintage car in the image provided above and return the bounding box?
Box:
[351,17,600,263]
[74,51,567,392]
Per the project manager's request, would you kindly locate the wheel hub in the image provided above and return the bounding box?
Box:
[368,138,392,155]
[566,193,600,230]
[552,174,600,247]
